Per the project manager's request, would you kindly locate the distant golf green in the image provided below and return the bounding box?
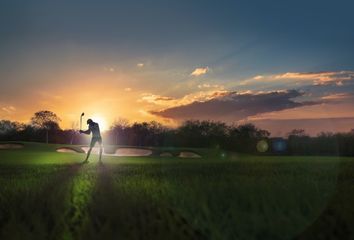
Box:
[0,142,354,240]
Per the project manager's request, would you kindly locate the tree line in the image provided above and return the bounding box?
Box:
[1,110,354,156]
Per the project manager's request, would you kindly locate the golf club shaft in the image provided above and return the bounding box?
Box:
[80,112,84,131]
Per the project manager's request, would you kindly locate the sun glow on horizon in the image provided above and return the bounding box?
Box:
[91,115,109,132]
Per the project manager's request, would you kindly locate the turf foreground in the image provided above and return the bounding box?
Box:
[0,142,354,240]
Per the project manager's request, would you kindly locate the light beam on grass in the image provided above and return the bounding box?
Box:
[61,165,98,239]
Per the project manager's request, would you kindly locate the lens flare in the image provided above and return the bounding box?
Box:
[257,140,269,153]
[272,138,287,153]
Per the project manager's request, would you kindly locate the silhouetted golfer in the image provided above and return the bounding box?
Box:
[80,119,103,163]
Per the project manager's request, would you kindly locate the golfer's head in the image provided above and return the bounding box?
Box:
[87,119,93,125]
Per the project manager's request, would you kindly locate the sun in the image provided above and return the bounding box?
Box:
[91,115,109,131]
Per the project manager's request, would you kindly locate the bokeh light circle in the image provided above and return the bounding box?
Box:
[256,140,269,153]
[272,138,287,153]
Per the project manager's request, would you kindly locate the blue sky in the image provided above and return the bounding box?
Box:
[1,0,354,135]
[2,0,354,73]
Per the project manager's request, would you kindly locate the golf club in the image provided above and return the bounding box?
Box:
[80,112,85,131]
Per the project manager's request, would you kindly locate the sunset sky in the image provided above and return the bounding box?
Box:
[1,0,354,135]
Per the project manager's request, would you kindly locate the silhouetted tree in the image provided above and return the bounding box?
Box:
[177,120,230,148]
[287,129,307,137]
[228,123,270,153]
[110,118,130,145]
[2,111,354,156]
[287,129,312,155]
[0,120,24,140]
[31,110,61,144]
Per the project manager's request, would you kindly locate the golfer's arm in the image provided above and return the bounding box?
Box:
[81,129,91,135]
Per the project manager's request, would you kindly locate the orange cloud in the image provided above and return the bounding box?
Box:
[198,84,224,89]
[274,71,354,85]
[238,71,354,87]
[1,106,16,114]
[139,90,229,108]
[190,67,209,76]
[253,75,264,80]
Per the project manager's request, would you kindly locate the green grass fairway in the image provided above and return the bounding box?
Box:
[1,142,354,240]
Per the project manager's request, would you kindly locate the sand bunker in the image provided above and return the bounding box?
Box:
[56,147,82,153]
[81,147,152,157]
[115,148,152,156]
[160,152,174,157]
[178,151,202,158]
[0,143,24,149]
[81,147,103,155]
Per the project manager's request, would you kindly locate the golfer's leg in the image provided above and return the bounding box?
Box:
[84,139,95,162]
[85,147,92,162]
[98,139,103,162]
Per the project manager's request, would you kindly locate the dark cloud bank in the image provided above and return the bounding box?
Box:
[151,90,317,122]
